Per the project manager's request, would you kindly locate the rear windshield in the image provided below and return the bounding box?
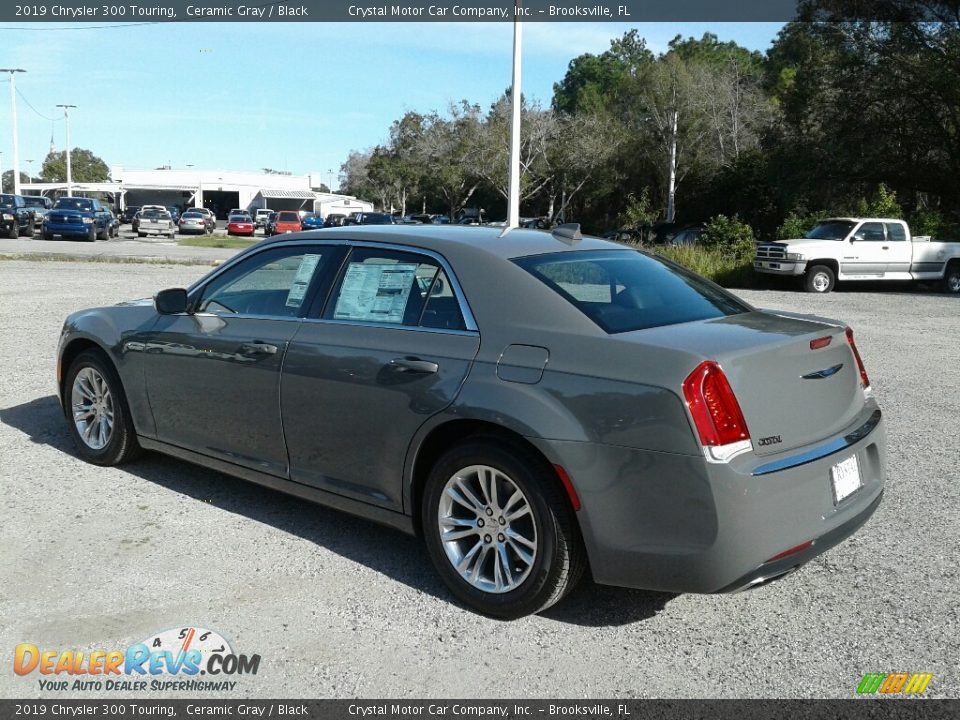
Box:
[229,214,249,222]
[182,212,203,219]
[277,212,299,221]
[514,249,750,334]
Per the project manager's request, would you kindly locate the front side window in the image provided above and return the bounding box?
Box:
[197,247,331,318]
[324,248,465,330]
[514,249,750,334]
[857,222,885,241]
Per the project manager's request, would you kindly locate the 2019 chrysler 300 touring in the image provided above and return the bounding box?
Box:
[56,225,885,618]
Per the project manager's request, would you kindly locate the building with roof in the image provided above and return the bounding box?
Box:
[21,167,374,220]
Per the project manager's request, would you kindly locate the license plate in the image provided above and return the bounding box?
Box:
[831,455,862,504]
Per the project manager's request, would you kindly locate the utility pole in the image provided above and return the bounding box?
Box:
[505,0,523,230]
[56,104,77,196]
[0,151,4,193]
[0,68,26,195]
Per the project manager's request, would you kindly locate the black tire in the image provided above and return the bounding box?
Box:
[137,231,146,238]
[87,225,97,242]
[804,264,836,293]
[943,261,960,294]
[43,231,53,240]
[422,439,586,619]
[64,349,142,466]
[8,223,19,239]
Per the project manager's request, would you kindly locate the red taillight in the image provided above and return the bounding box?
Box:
[682,361,751,451]
[809,336,832,350]
[844,327,870,389]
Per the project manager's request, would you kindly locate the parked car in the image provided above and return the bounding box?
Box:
[301,212,325,229]
[226,213,256,237]
[272,210,302,234]
[671,225,705,247]
[0,194,35,238]
[602,228,646,245]
[323,213,346,228]
[178,211,211,235]
[131,212,141,234]
[754,217,960,293]
[431,215,451,225]
[103,209,120,238]
[348,212,395,226]
[264,211,278,236]
[137,209,175,239]
[165,206,181,224]
[21,195,53,230]
[121,206,141,224]
[254,208,273,229]
[185,207,216,233]
[44,197,112,241]
[57,225,885,619]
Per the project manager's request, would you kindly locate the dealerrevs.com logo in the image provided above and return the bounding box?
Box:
[14,626,261,692]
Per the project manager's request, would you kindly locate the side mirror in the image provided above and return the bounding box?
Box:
[851,233,864,243]
[155,288,189,314]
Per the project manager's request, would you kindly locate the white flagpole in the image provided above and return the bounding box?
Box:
[506,1,523,229]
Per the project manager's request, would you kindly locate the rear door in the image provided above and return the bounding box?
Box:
[884,221,912,273]
[281,244,480,511]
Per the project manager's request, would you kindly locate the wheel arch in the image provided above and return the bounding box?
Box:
[406,418,574,536]
[59,337,113,411]
[806,258,839,276]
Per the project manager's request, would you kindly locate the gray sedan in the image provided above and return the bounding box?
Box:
[55,226,885,618]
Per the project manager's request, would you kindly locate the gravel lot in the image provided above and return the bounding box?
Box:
[1,259,957,699]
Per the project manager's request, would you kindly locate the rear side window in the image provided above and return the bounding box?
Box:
[885,222,907,241]
[324,248,465,330]
[514,249,750,334]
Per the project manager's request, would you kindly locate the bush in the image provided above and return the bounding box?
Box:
[776,211,825,240]
[853,183,903,218]
[910,206,948,238]
[618,188,658,230]
[651,245,757,289]
[700,214,756,260]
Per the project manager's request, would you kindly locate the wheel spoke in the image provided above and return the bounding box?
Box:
[437,463,538,595]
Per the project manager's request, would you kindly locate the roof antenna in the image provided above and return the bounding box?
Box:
[552,223,582,244]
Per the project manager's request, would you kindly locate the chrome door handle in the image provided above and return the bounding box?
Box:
[239,341,278,355]
[389,357,439,374]
[882,246,889,250]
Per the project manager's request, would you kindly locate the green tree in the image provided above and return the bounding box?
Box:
[40,149,109,183]
[1,170,30,192]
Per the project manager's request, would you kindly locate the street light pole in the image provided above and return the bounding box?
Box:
[0,68,26,195]
[56,104,77,196]
[505,1,523,229]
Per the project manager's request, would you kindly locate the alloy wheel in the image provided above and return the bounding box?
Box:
[71,367,115,450]
[437,464,538,594]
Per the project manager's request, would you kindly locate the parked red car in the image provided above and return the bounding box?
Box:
[226,213,255,237]
[272,210,302,234]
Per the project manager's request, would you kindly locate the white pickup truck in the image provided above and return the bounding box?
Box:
[754,217,960,293]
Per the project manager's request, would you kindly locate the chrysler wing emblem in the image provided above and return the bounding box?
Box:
[802,363,844,380]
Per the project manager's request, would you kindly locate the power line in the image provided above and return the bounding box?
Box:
[15,87,61,122]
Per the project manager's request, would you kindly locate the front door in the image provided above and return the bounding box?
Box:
[143,244,342,476]
[843,221,890,275]
[281,246,481,511]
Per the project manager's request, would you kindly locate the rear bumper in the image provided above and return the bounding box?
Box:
[531,401,886,594]
[754,259,807,276]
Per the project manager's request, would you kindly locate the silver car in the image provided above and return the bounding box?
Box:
[136,209,175,238]
[178,211,211,235]
[56,225,885,618]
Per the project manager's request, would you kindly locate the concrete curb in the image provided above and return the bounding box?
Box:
[0,250,225,266]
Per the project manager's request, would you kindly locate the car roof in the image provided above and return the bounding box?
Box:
[253,224,619,261]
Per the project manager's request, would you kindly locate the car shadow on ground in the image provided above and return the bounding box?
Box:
[2,395,674,626]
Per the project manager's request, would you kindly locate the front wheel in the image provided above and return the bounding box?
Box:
[943,262,960,294]
[8,223,19,239]
[422,440,586,619]
[65,349,141,466]
[804,264,836,293]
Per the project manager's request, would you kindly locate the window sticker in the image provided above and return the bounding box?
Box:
[285,254,322,308]
[334,262,418,323]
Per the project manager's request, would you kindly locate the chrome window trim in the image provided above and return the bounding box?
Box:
[186,238,479,332]
[300,316,478,337]
[751,409,882,477]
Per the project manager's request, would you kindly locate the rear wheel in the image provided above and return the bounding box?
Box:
[422,440,585,619]
[65,349,141,466]
[804,264,836,293]
[943,262,960,294]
